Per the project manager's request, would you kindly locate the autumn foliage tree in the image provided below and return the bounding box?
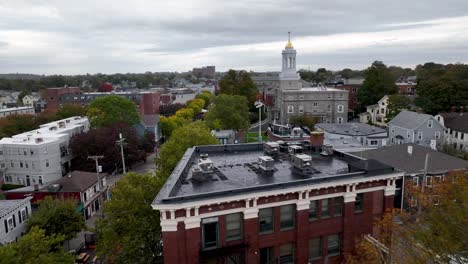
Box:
[70,123,151,172]
[346,172,468,264]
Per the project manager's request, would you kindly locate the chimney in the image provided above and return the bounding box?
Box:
[407,145,413,155]
[451,106,456,112]
[310,131,324,147]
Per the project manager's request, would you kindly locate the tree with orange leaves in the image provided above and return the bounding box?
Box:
[346,171,468,264]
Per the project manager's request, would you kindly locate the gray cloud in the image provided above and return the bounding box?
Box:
[0,0,467,74]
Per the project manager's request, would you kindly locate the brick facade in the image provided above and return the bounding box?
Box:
[159,179,398,264]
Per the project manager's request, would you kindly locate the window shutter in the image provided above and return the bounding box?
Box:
[12,215,16,228]
[4,219,7,233]
[18,211,22,223]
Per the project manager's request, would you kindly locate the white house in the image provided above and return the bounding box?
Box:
[359,95,389,127]
[435,111,468,151]
[0,116,90,186]
[22,95,40,107]
[0,197,32,245]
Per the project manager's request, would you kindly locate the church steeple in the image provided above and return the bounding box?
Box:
[279,32,300,83]
[285,31,294,49]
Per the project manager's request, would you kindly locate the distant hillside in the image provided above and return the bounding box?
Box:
[0,73,44,80]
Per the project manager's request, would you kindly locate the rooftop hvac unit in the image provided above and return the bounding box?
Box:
[288,145,303,155]
[47,184,61,192]
[263,142,279,156]
[291,154,312,169]
[258,156,275,171]
[191,167,210,182]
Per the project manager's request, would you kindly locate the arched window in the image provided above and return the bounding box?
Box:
[337,105,344,113]
[288,105,294,114]
[299,106,304,113]
[337,117,344,124]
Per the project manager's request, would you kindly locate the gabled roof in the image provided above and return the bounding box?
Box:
[439,112,468,133]
[0,197,32,219]
[352,143,468,175]
[315,123,387,136]
[388,110,435,130]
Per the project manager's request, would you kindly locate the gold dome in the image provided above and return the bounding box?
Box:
[285,31,293,49]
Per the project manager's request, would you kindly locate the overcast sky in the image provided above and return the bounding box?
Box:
[1,0,468,75]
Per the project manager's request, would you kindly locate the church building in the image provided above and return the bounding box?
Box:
[271,34,349,124]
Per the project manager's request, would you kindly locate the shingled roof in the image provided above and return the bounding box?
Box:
[388,110,435,130]
[440,112,468,133]
[352,143,468,175]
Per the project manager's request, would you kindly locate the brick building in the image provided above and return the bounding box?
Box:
[152,143,402,264]
[45,86,81,111]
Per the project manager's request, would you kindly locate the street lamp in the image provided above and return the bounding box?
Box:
[255,100,264,142]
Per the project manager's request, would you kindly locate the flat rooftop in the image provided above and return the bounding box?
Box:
[154,143,396,205]
[0,106,34,113]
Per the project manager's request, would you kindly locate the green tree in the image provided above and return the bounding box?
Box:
[415,63,468,114]
[195,90,214,106]
[289,115,319,129]
[186,98,205,115]
[0,114,38,137]
[205,94,250,131]
[87,95,139,127]
[385,94,412,122]
[358,61,398,110]
[56,104,87,119]
[159,115,190,138]
[96,173,163,264]
[0,227,74,264]
[27,197,85,241]
[157,121,218,179]
[219,70,257,106]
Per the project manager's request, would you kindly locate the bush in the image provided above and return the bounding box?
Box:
[1,184,25,191]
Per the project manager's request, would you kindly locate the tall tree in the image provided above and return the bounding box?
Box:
[385,94,412,122]
[56,104,87,119]
[157,121,218,179]
[357,61,398,109]
[204,94,250,131]
[0,114,39,137]
[27,197,85,242]
[219,70,257,106]
[69,123,148,172]
[0,227,74,264]
[415,63,468,114]
[87,95,139,127]
[96,173,163,264]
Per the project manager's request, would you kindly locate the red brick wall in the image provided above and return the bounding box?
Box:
[161,187,390,263]
[140,93,161,115]
[45,87,81,111]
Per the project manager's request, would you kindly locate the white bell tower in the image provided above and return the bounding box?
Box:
[279,32,301,89]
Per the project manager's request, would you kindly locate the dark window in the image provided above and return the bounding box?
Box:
[279,243,294,264]
[321,199,330,218]
[259,208,274,234]
[309,237,322,260]
[334,197,343,217]
[260,247,275,264]
[202,218,219,250]
[280,205,295,230]
[309,200,318,221]
[225,213,242,241]
[355,193,364,213]
[327,234,340,256]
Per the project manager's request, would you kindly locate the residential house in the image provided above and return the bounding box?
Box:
[0,116,90,186]
[387,110,445,147]
[314,123,388,151]
[0,197,32,245]
[152,143,403,263]
[22,95,40,107]
[359,95,389,127]
[0,107,35,118]
[352,143,468,208]
[435,110,468,151]
[6,171,108,220]
[211,129,236,144]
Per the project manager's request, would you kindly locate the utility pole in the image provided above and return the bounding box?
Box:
[255,100,264,143]
[88,155,104,188]
[116,133,127,174]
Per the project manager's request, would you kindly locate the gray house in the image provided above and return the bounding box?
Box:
[388,110,445,147]
[0,197,32,245]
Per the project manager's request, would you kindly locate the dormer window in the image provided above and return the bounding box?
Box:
[428,120,433,128]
